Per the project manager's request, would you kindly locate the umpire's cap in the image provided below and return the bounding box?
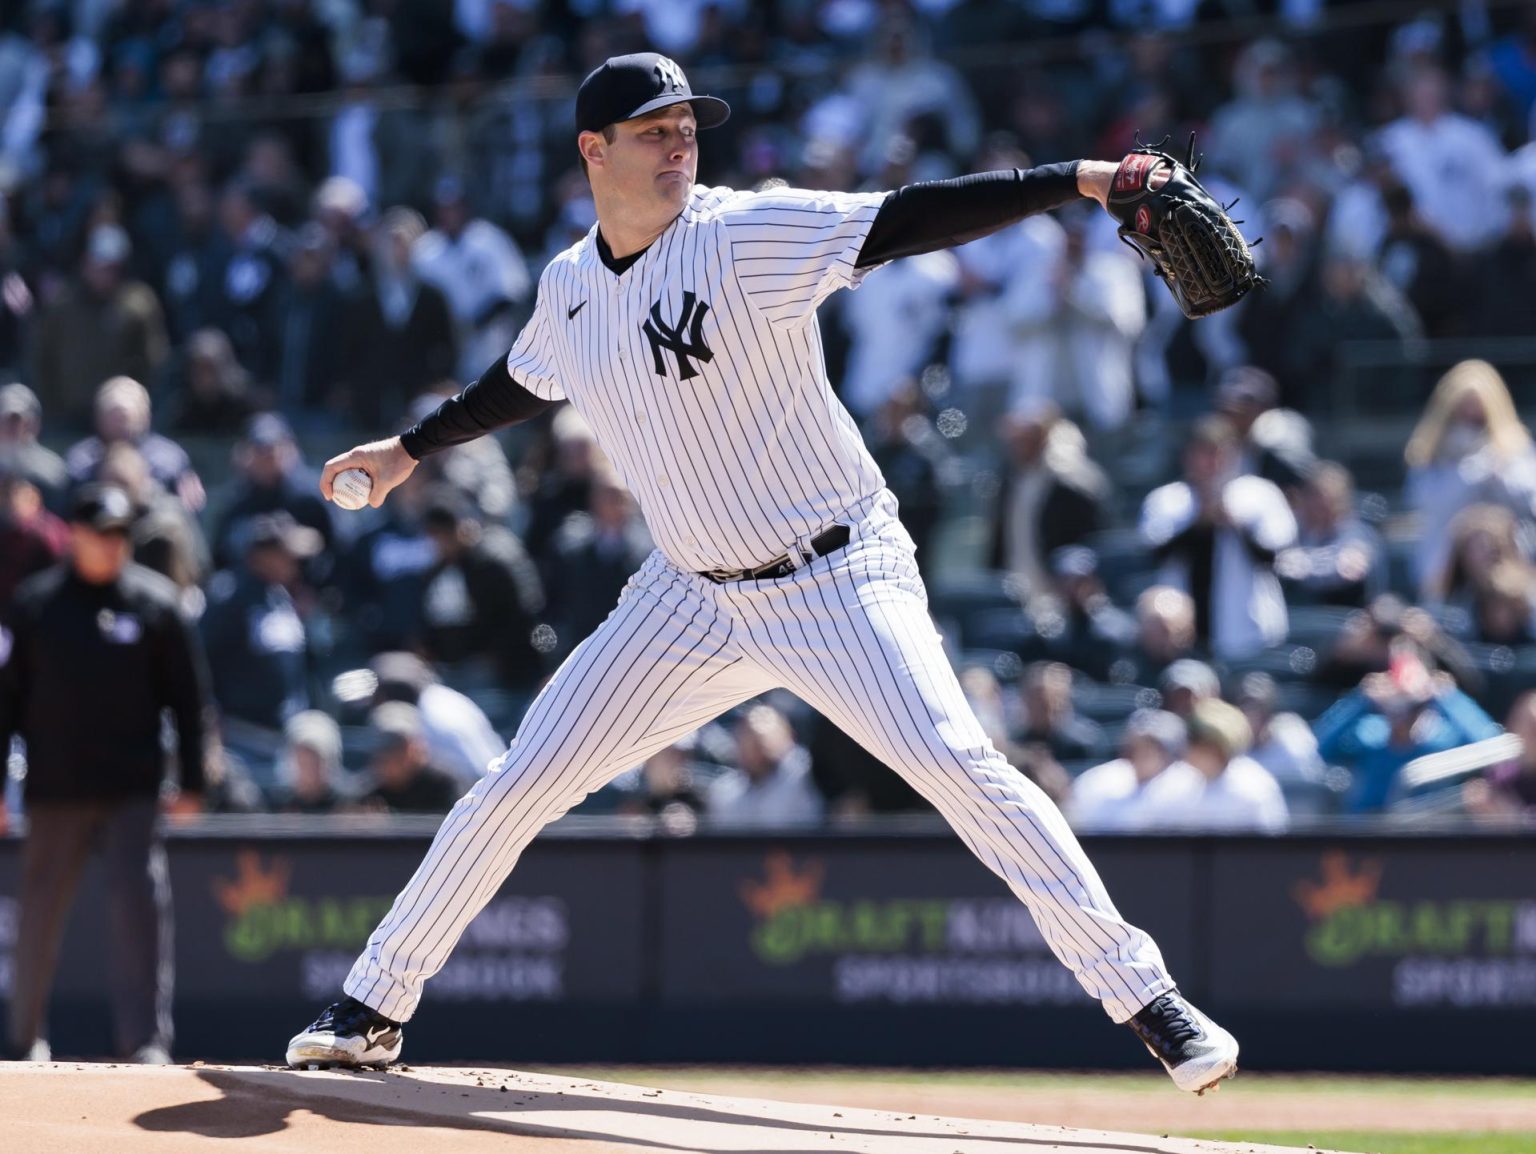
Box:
[576,53,729,134]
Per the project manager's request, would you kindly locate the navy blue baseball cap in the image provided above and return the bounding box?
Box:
[69,484,135,533]
[576,53,730,135]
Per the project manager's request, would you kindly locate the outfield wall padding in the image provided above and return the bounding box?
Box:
[2,830,1531,1071]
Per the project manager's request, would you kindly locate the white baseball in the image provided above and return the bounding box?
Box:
[331,468,374,511]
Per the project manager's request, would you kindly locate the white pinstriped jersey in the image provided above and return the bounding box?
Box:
[340,192,1186,1045]
[506,184,890,573]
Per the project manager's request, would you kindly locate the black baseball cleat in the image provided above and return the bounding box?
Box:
[285,996,403,1069]
[1128,990,1239,1094]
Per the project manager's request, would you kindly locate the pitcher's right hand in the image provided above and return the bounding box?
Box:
[320,436,418,509]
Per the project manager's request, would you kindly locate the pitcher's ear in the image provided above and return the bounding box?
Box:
[578,130,605,170]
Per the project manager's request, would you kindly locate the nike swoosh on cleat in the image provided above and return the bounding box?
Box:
[364,1025,393,1045]
[567,301,587,319]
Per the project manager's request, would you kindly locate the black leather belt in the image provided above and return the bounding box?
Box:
[699,524,851,583]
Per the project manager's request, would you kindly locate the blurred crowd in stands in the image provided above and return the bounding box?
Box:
[3,0,1536,831]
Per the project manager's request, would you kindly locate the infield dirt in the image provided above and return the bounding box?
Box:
[0,1061,1372,1153]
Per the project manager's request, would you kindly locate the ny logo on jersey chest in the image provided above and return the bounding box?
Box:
[642,291,714,380]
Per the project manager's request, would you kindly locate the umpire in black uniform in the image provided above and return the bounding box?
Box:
[0,484,210,1062]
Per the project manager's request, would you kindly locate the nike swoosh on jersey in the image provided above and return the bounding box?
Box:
[567,301,587,319]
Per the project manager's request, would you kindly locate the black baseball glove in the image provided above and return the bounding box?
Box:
[1106,138,1263,319]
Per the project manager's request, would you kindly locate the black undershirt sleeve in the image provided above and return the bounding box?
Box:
[400,165,1083,457]
[399,355,558,460]
[856,162,1082,269]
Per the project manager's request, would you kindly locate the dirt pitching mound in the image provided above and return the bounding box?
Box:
[0,1061,1356,1154]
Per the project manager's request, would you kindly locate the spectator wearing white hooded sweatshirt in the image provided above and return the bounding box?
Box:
[1377,65,1508,253]
[1139,699,1290,833]
[1068,709,1198,832]
[1005,210,1145,432]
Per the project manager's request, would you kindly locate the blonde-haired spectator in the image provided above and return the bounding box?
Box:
[1405,360,1536,600]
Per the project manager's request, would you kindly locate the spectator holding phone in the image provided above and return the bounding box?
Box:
[1314,643,1501,813]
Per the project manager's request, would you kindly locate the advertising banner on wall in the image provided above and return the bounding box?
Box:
[654,838,1198,1007]
[174,840,647,1004]
[1210,840,1536,1010]
[7,832,1534,1068]
[0,838,647,1012]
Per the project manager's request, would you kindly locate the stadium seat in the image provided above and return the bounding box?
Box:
[1427,603,1472,637]
[1070,680,1160,722]
[1085,529,1159,602]
[958,648,1027,686]
[1284,605,1357,652]
[1281,776,1346,819]
[928,569,1026,617]
[1274,681,1343,722]
[1462,642,1536,719]
[465,687,524,731]
[339,724,378,773]
[962,606,1045,658]
[1227,643,1321,682]
[1383,535,1420,598]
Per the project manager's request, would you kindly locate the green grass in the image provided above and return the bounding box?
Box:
[539,1066,1536,1100]
[1190,1132,1536,1154]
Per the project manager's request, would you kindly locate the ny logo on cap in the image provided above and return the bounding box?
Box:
[654,56,687,94]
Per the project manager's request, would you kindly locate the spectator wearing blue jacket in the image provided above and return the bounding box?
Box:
[1314,652,1501,813]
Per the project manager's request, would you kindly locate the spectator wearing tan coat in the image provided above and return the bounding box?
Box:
[32,226,167,429]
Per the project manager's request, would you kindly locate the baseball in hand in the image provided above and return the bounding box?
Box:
[331,468,374,511]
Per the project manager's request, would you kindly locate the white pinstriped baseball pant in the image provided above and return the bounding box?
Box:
[345,491,1176,1023]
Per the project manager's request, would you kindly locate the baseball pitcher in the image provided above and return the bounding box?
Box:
[287,53,1254,1093]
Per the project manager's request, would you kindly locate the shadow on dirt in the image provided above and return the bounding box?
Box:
[131,1067,1192,1153]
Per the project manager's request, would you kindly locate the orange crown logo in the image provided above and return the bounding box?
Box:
[213,850,292,916]
[740,851,824,918]
[1291,851,1383,920]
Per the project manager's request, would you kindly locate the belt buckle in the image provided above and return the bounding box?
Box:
[704,529,840,584]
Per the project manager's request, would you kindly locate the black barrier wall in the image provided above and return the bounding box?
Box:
[1,831,1533,1071]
